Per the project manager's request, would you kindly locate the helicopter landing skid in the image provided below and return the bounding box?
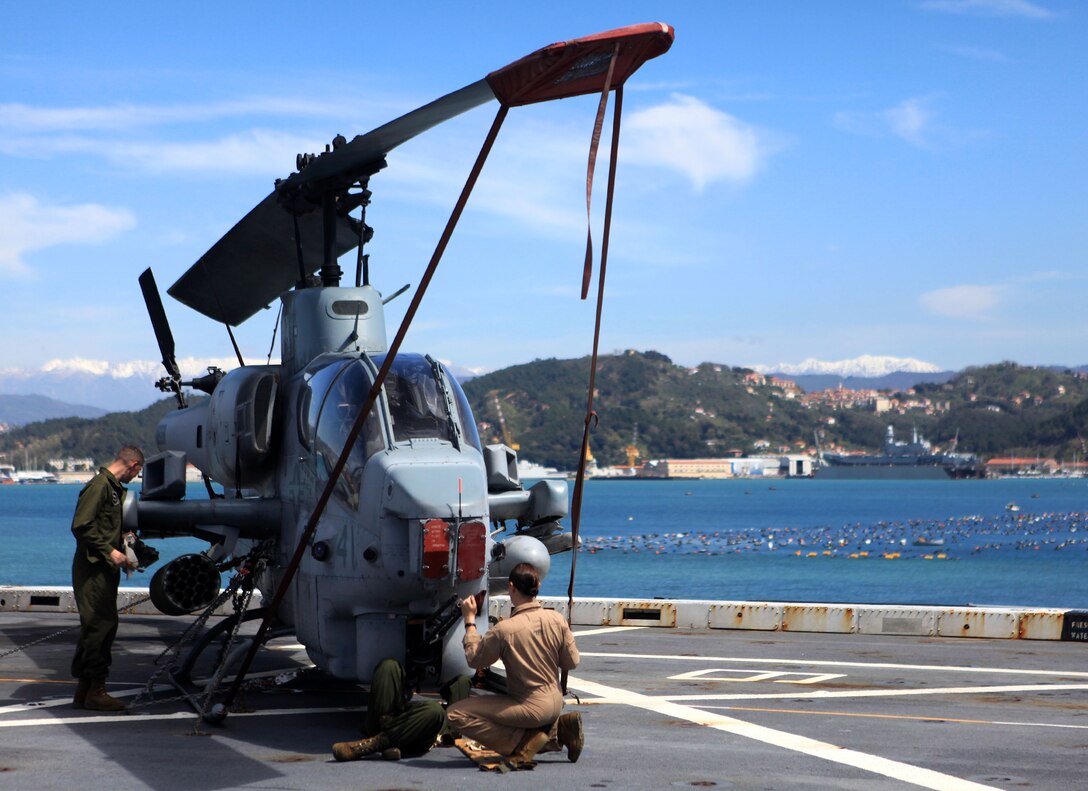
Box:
[168,606,295,722]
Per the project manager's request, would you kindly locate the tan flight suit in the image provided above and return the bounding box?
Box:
[447,601,579,756]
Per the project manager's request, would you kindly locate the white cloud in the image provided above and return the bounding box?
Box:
[0,193,136,276]
[833,96,971,149]
[919,0,1054,18]
[919,284,1004,319]
[943,45,1009,62]
[0,127,330,176]
[622,94,780,190]
[884,98,934,147]
[122,130,320,175]
[0,97,355,133]
[379,95,778,236]
[0,95,406,175]
[0,91,778,192]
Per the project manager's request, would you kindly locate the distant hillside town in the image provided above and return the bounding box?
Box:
[2,351,1088,481]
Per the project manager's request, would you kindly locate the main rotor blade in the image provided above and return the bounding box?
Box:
[289,80,496,189]
[167,195,360,326]
[168,23,674,327]
[139,267,182,381]
[169,81,497,326]
[486,22,674,106]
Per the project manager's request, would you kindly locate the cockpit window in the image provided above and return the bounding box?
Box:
[441,362,482,452]
[307,358,384,508]
[302,358,351,450]
[373,353,454,443]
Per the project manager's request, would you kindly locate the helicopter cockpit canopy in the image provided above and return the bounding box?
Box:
[300,357,384,507]
[372,353,481,451]
[300,354,483,507]
[380,354,452,443]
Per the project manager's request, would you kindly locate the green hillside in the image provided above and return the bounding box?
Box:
[462,353,1088,469]
[0,398,178,468]
[2,353,1087,471]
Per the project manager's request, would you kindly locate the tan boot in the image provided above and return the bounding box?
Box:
[72,677,91,709]
[557,712,584,762]
[331,732,390,762]
[505,729,549,768]
[83,680,126,712]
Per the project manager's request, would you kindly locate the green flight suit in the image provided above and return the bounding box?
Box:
[70,467,126,681]
[365,658,471,756]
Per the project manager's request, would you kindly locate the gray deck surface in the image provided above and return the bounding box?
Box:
[2,611,1086,790]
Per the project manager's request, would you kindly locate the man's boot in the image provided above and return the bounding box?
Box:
[83,680,126,712]
[505,729,549,768]
[557,712,585,762]
[331,732,391,762]
[72,677,91,709]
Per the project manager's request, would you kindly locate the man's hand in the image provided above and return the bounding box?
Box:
[460,594,478,620]
[109,549,133,569]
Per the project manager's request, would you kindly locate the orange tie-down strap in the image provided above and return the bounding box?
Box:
[454,737,539,772]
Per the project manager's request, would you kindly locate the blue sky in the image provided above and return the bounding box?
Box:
[1,0,1085,379]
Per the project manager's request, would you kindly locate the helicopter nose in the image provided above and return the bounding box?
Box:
[421,518,487,582]
[380,456,489,584]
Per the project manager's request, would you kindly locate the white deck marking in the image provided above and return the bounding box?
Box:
[0,705,362,728]
[669,668,847,684]
[573,625,647,637]
[659,682,1088,702]
[567,674,1001,791]
[705,704,1088,730]
[0,685,147,715]
[579,650,1088,678]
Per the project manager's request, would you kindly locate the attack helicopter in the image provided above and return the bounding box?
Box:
[124,23,674,701]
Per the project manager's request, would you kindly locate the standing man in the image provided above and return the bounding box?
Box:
[71,445,143,711]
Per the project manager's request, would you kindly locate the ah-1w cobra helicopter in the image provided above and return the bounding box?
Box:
[124,23,674,705]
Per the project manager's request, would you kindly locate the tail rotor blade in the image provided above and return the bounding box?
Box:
[139,267,182,382]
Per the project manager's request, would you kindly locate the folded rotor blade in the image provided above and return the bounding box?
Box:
[168,81,497,326]
[486,22,674,107]
[139,267,182,381]
[289,80,496,189]
[167,194,360,326]
[168,23,673,327]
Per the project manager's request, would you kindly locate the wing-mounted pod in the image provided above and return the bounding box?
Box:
[157,365,280,493]
[484,443,572,592]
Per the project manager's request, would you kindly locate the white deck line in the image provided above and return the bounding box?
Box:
[568,674,1002,791]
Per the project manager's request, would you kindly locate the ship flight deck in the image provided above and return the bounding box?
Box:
[1,592,1086,790]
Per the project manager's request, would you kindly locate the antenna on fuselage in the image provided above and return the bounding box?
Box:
[354,183,372,288]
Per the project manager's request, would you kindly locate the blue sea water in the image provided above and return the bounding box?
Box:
[1,477,1086,608]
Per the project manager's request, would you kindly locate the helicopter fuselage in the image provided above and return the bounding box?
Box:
[133,284,564,684]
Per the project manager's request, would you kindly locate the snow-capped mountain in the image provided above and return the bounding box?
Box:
[0,356,489,414]
[0,357,241,412]
[753,355,943,378]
